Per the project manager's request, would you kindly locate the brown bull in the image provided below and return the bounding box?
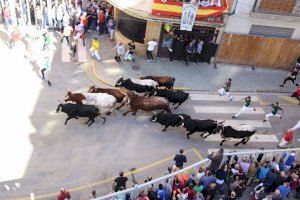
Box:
[140,76,175,90]
[88,85,129,109]
[123,91,171,116]
[64,91,85,104]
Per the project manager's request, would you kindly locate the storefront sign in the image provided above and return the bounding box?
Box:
[180,3,198,31]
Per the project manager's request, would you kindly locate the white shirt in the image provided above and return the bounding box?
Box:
[147,41,157,51]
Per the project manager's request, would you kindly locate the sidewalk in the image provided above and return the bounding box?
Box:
[92,54,298,93]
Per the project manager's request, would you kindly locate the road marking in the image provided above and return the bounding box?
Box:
[204,134,278,142]
[194,106,265,114]
[192,148,204,160]
[256,94,267,106]
[12,149,192,200]
[214,119,271,128]
[61,42,70,62]
[190,94,258,102]
[279,96,299,105]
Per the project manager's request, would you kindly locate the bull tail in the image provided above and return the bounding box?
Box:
[56,103,63,113]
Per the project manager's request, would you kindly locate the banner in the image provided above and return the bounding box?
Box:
[180,3,199,31]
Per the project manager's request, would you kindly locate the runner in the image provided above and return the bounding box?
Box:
[263,102,283,122]
[277,129,293,149]
[232,96,256,118]
[290,120,300,131]
[218,78,234,101]
[89,38,101,61]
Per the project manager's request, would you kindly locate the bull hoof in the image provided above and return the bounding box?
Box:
[162,129,166,132]
[132,113,136,115]
[219,143,223,146]
[123,113,127,116]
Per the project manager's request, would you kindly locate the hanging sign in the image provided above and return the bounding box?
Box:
[180,3,199,31]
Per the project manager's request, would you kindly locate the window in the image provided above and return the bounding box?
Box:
[249,25,294,38]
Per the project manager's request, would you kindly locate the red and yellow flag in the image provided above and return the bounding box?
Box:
[152,0,228,19]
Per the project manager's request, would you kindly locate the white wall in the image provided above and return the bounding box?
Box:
[225,0,300,39]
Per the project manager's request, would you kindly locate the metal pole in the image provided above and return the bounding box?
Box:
[32,0,37,26]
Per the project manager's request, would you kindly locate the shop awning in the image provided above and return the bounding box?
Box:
[152,0,229,19]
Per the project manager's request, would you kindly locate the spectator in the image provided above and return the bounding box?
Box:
[185,42,195,66]
[233,181,246,199]
[258,162,269,182]
[278,159,285,172]
[277,181,291,199]
[215,164,228,186]
[157,184,167,200]
[200,170,215,189]
[195,40,203,63]
[239,157,250,174]
[107,18,116,41]
[57,188,71,200]
[8,26,21,49]
[285,151,296,171]
[207,149,223,174]
[225,191,237,200]
[89,190,97,199]
[264,168,277,193]
[246,161,259,186]
[274,171,286,189]
[270,189,283,200]
[138,190,150,200]
[186,184,195,200]
[124,40,136,62]
[40,56,52,87]
[202,182,217,200]
[113,42,125,63]
[291,85,300,105]
[146,39,157,62]
[98,10,106,35]
[268,157,280,171]
[252,183,266,200]
[113,171,128,192]
[194,166,205,182]
[173,149,187,171]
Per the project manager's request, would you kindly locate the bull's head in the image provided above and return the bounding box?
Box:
[150,111,157,122]
[115,77,124,87]
[148,88,157,97]
[213,121,225,134]
[88,85,96,93]
[140,76,144,80]
[64,91,73,102]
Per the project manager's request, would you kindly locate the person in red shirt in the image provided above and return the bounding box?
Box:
[98,10,106,35]
[291,85,300,104]
[277,130,294,149]
[80,12,88,32]
[186,184,196,200]
[8,26,21,49]
[57,188,71,200]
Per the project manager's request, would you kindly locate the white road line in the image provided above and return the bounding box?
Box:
[190,94,258,102]
[61,42,70,62]
[214,120,271,128]
[204,134,278,142]
[77,40,87,62]
[194,106,264,114]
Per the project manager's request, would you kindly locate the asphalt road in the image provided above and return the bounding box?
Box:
[0,28,299,200]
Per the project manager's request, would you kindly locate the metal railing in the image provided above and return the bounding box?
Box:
[92,148,300,200]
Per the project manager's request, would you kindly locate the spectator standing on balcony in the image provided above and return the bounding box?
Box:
[173,149,187,171]
[146,38,157,62]
[113,171,128,192]
[263,102,283,122]
[57,188,71,200]
[207,149,223,174]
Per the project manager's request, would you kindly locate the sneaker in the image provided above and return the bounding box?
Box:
[254,108,256,111]
[232,116,236,119]
[147,60,150,62]
[279,84,284,87]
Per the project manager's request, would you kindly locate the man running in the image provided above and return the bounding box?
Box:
[232,96,256,118]
[218,78,234,101]
[263,102,283,122]
[291,85,300,105]
[89,38,101,61]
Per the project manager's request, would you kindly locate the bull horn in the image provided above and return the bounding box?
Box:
[152,111,157,115]
[219,120,225,124]
[180,122,184,127]
[179,115,184,120]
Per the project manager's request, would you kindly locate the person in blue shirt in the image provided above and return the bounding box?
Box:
[277,181,291,199]
[156,184,167,200]
[285,151,296,171]
[200,170,215,189]
[257,163,269,182]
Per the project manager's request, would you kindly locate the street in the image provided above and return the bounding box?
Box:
[0,29,299,200]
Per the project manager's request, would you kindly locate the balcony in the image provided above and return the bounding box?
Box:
[251,0,300,21]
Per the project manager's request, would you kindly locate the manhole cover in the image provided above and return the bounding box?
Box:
[132,65,140,71]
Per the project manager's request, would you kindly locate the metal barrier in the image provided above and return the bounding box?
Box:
[93,148,300,200]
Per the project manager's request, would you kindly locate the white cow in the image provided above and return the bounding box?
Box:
[130,79,158,87]
[82,93,117,114]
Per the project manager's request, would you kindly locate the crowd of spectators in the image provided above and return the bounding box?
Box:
[89,149,300,200]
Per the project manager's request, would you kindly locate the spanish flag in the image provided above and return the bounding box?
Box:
[152,0,228,18]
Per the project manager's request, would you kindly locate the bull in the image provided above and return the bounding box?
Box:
[88,85,129,110]
[178,116,218,139]
[115,77,154,93]
[140,76,175,90]
[212,122,257,146]
[123,91,171,116]
[148,89,189,109]
[64,90,117,116]
[56,103,106,126]
[150,112,189,131]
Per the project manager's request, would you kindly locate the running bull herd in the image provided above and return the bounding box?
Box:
[56,76,258,146]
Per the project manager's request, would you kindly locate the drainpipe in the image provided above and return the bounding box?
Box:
[213,0,239,68]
